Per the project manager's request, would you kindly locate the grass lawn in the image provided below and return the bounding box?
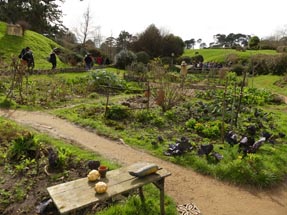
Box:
[249,75,287,96]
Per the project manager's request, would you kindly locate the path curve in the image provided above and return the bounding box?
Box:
[1,109,286,215]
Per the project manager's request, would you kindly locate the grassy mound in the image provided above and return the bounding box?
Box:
[183,48,278,63]
[0,21,67,69]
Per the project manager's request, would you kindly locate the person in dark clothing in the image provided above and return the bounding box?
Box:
[49,49,57,69]
[84,54,93,70]
[20,47,34,69]
[22,50,35,68]
[104,57,110,65]
[18,47,30,59]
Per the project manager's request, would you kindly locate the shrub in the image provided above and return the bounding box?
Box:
[194,120,221,138]
[114,50,137,69]
[249,54,287,75]
[89,70,127,91]
[0,98,15,108]
[106,105,130,120]
[126,62,148,73]
[191,54,204,64]
[58,51,82,66]
[276,46,287,53]
[269,54,287,75]
[150,116,165,128]
[176,56,192,64]
[164,109,177,121]
[230,64,246,75]
[7,131,40,161]
[249,36,260,50]
[249,54,270,75]
[225,53,240,65]
[88,92,100,99]
[185,118,197,129]
[135,110,156,124]
[136,51,150,64]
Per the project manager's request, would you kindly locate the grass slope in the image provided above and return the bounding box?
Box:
[250,75,287,96]
[0,21,67,69]
[184,48,278,63]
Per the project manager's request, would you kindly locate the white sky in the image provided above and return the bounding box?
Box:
[59,0,287,45]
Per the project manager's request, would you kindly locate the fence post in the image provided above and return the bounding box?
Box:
[147,81,150,110]
[104,86,110,118]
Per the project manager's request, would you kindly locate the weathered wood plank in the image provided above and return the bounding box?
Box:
[47,162,171,214]
[47,162,164,195]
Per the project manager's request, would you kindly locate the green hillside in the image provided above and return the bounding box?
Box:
[184,48,278,63]
[0,21,67,69]
[1,21,280,69]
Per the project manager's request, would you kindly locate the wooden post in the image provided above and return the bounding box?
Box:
[138,187,145,202]
[221,78,228,144]
[235,71,247,127]
[153,178,166,215]
[104,86,110,118]
[147,81,150,110]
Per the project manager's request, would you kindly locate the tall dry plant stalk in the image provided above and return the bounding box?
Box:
[6,57,30,104]
[148,58,187,112]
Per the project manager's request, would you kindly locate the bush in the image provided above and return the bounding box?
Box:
[185,118,197,129]
[114,50,137,69]
[194,120,221,138]
[225,53,240,65]
[88,92,100,99]
[89,70,127,91]
[249,54,287,75]
[249,54,270,75]
[176,56,192,64]
[136,51,150,64]
[106,105,130,120]
[135,110,156,124]
[270,54,287,75]
[249,36,260,50]
[124,62,148,82]
[276,46,287,53]
[230,64,246,75]
[126,62,148,73]
[58,51,82,66]
[7,131,40,161]
[191,54,204,64]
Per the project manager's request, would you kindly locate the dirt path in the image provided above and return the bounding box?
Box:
[1,109,286,215]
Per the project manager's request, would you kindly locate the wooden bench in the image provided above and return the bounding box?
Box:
[47,162,171,215]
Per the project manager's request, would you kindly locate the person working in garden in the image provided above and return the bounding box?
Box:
[18,47,30,59]
[19,47,35,69]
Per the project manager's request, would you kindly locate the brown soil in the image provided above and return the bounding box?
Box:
[1,109,287,215]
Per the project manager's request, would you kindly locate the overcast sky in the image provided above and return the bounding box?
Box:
[59,0,287,45]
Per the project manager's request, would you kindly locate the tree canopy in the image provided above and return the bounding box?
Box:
[212,33,251,48]
[0,0,66,37]
[132,24,184,58]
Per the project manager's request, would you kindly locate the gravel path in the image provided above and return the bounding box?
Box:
[1,109,286,215]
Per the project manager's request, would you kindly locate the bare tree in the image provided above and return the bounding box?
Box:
[74,6,100,48]
[275,24,287,40]
[93,26,103,48]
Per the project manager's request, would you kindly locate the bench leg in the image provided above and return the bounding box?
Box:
[139,187,145,202]
[153,178,165,215]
